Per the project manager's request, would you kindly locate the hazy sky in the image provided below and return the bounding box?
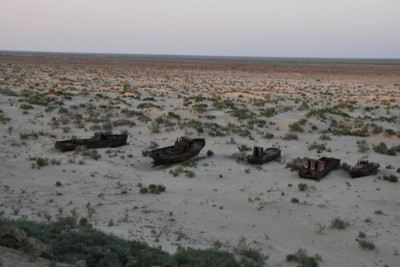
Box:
[1,0,399,58]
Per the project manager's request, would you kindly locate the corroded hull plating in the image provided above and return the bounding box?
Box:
[149,138,205,166]
[246,147,281,164]
[55,133,127,151]
[298,157,340,180]
[350,161,380,178]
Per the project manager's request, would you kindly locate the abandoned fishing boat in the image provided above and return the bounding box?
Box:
[246,146,281,164]
[149,136,206,166]
[350,160,380,178]
[298,157,340,180]
[55,132,128,152]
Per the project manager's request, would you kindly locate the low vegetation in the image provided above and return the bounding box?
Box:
[0,217,265,267]
[286,248,322,267]
[286,157,307,171]
[373,142,399,156]
[380,174,398,183]
[139,184,166,194]
[330,217,346,229]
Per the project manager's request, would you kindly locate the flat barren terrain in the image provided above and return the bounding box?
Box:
[0,54,399,266]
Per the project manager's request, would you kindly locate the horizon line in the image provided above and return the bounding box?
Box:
[1,49,400,61]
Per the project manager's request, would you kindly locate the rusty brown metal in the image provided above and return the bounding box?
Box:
[298,157,340,180]
[246,147,281,164]
[350,160,380,178]
[55,132,128,152]
[149,136,205,166]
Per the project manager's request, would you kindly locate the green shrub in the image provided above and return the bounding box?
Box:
[357,239,375,250]
[373,142,399,156]
[289,122,304,132]
[237,144,251,152]
[319,134,331,141]
[382,174,398,183]
[286,157,307,171]
[170,167,184,177]
[234,236,268,266]
[139,187,149,194]
[358,231,366,238]
[356,139,369,153]
[0,217,261,267]
[286,248,321,267]
[291,198,300,203]
[260,107,276,117]
[140,184,166,194]
[207,150,214,157]
[298,183,308,191]
[282,133,298,140]
[35,157,48,169]
[308,142,327,153]
[330,217,346,229]
[339,162,351,172]
[264,132,274,139]
[88,149,101,160]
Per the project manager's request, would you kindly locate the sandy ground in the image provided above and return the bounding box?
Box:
[0,55,400,266]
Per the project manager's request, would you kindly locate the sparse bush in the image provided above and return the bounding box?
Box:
[373,142,399,156]
[330,217,346,229]
[339,162,351,172]
[291,197,300,203]
[170,167,184,177]
[358,231,366,238]
[286,157,307,171]
[260,107,276,117]
[207,150,214,157]
[237,144,251,152]
[381,174,398,183]
[234,236,268,266]
[88,149,101,160]
[35,157,48,169]
[264,132,274,139]
[286,248,321,267]
[140,184,166,194]
[357,239,375,250]
[289,121,304,133]
[282,133,298,140]
[185,170,195,178]
[319,134,331,141]
[308,142,327,153]
[298,183,308,191]
[139,187,149,194]
[50,159,61,165]
[356,139,369,153]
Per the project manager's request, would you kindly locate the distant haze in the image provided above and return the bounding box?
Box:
[1,0,399,58]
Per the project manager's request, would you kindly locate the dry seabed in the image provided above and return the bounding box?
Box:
[0,55,399,266]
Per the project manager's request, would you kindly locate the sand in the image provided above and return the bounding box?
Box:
[0,54,399,266]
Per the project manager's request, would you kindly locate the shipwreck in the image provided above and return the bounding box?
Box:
[246,146,281,164]
[55,132,128,152]
[350,160,380,178]
[149,136,205,166]
[298,157,340,180]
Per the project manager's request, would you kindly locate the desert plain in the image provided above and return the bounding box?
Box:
[0,53,399,266]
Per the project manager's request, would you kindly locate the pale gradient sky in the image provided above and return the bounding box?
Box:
[1,0,399,58]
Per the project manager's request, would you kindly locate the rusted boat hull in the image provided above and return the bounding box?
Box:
[149,138,205,166]
[246,147,281,164]
[55,133,127,152]
[350,162,380,178]
[298,157,340,180]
